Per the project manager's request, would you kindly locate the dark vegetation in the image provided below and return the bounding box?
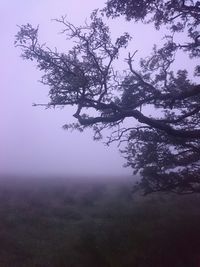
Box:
[0,176,200,267]
[11,2,200,265]
[15,0,200,194]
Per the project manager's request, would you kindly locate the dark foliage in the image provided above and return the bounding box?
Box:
[105,0,200,30]
[15,1,200,194]
[1,178,200,267]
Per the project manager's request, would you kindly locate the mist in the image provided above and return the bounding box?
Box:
[1,2,200,266]
[1,0,127,178]
[1,0,169,179]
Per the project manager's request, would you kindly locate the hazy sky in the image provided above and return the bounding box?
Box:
[1,0,165,178]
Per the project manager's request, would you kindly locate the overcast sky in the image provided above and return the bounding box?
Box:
[1,0,166,179]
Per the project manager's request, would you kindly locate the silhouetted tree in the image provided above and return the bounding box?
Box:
[15,0,200,194]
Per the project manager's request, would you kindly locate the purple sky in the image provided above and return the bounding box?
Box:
[1,0,166,178]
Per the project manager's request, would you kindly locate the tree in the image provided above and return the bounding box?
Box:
[15,1,200,194]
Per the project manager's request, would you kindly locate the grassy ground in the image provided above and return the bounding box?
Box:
[0,176,200,266]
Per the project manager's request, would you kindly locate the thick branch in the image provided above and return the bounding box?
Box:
[74,109,200,139]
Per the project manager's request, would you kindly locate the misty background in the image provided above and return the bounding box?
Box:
[1,0,171,179]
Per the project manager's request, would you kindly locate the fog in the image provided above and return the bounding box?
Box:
[1,0,167,179]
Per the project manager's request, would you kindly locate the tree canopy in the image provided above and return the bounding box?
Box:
[15,0,200,194]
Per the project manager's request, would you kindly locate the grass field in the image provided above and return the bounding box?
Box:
[0,176,200,267]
